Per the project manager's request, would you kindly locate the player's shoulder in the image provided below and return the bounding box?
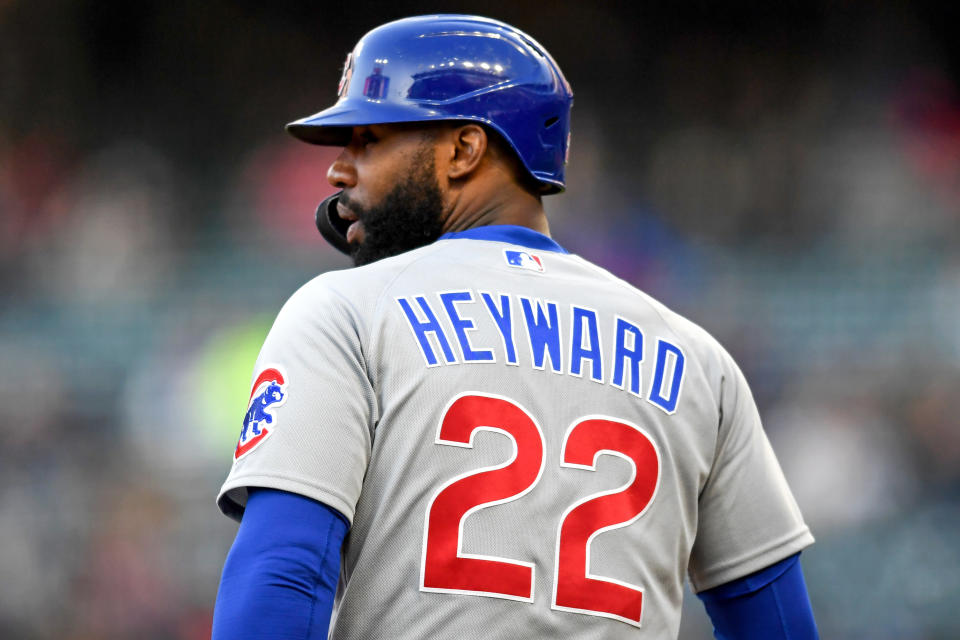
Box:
[569,253,739,376]
[279,244,444,316]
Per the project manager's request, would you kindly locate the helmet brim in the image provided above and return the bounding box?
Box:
[285,99,444,146]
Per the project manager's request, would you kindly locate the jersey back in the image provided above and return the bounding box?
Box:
[218,226,812,639]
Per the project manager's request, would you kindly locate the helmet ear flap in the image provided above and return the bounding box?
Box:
[315,192,352,255]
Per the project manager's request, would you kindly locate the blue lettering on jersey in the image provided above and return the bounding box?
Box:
[612,317,644,396]
[396,289,688,415]
[520,297,562,373]
[396,296,457,366]
[480,291,518,365]
[649,339,686,414]
[440,291,494,363]
[570,306,603,383]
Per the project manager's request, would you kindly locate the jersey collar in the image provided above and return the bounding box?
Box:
[438,225,569,254]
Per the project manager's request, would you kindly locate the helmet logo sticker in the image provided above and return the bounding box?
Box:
[363,67,390,99]
[338,52,355,97]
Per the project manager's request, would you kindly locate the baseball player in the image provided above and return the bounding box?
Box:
[213,15,818,639]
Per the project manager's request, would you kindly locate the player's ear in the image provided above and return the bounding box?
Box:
[446,124,488,181]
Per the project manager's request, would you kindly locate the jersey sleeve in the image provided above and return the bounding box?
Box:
[687,348,814,592]
[217,277,377,524]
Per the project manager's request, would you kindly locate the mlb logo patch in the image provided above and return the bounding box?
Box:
[235,366,288,460]
[504,249,544,272]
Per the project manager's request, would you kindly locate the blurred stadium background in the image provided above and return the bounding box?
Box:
[2,1,959,638]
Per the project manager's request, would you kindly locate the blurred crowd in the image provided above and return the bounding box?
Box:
[1,2,958,638]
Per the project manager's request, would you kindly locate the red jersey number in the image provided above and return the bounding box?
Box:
[553,417,661,626]
[420,394,661,627]
[420,393,545,601]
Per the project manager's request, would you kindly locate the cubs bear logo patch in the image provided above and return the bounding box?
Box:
[234,366,288,460]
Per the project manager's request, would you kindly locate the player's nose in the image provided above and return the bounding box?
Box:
[327,149,357,189]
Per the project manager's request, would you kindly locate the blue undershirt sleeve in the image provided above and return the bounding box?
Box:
[697,552,819,640]
[212,487,349,640]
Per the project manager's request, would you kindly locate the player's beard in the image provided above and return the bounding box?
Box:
[345,146,445,267]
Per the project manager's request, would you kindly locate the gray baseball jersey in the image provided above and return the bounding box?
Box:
[218,225,813,639]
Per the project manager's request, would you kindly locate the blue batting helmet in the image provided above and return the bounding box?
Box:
[286,14,574,194]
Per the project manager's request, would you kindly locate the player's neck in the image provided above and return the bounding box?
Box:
[442,175,550,236]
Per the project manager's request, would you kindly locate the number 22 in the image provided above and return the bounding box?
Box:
[420,393,661,627]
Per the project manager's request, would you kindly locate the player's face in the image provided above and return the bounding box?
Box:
[327,124,446,266]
